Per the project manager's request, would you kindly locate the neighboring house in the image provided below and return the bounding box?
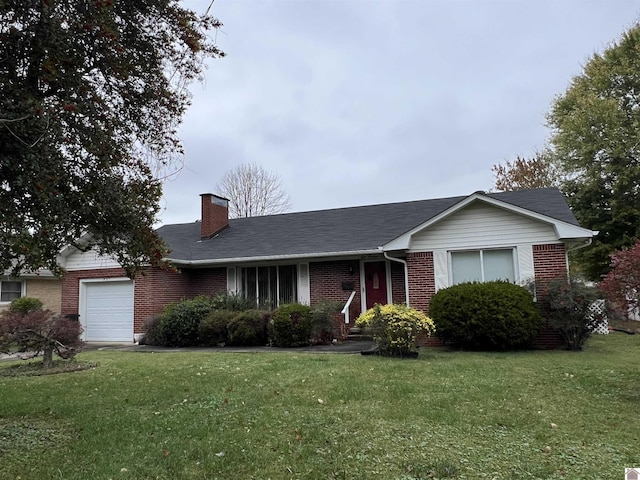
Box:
[0,272,62,314]
[59,188,595,343]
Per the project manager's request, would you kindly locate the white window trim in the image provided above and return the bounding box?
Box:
[448,247,519,285]
[0,279,26,304]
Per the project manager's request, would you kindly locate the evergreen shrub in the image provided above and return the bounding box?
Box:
[157,296,213,347]
[269,303,312,347]
[227,310,271,346]
[140,314,162,346]
[429,281,542,350]
[198,309,236,346]
[9,297,43,314]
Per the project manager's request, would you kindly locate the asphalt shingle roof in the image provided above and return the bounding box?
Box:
[158,188,581,264]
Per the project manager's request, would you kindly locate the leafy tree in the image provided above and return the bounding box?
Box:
[217,163,291,218]
[547,24,640,279]
[491,150,561,191]
[600,239,640,320]
[0,1,224,277]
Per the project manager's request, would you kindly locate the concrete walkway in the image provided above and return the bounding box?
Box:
[83,340,378,355]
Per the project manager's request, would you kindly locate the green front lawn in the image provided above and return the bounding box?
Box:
[1,334,639,479]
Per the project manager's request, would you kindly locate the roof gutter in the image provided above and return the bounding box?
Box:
[381,248,410,306]
[164,249,383,267]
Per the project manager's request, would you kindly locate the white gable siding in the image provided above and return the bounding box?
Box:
[64,248,121,271]
[409,203,559,251]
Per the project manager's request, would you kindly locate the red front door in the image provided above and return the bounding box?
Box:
[364,261,387,309]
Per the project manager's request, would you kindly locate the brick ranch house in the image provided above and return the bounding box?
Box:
[59,187,595,343]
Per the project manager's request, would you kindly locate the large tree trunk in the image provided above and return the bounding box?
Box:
[42,346,53,369]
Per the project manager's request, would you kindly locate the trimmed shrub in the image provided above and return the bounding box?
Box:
[356,304,435,356]
[140,314,163,346]
[9,297,43,314]
[269,303,312,347]
[199,309,235,346]
[310,300,342,345]
[429,281,542,350]
[158,296,213,347]
[211,292,255,312]
[227,310,271,346]
[535,278,604,351]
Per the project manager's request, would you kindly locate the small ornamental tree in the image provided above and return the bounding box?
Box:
[0,298,83,368]
[356,304,435,357]
[600,240,640,320]
[535,278,604,351]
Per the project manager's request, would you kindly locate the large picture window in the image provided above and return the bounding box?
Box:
[240,265,298,308]
[451,249,515,284]
[0,280,23,303]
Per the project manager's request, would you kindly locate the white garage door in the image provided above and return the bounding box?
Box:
[83,281,134,342]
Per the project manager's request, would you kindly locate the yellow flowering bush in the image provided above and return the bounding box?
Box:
[355,304,435,356]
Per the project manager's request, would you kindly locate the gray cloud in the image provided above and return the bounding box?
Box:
[160,0,640,225]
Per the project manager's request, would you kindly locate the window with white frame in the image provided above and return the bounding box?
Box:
[450,249,515,284]
[240,265,298,309]
[0,280,23,303]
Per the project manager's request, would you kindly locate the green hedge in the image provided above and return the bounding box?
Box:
[157,296,213,347]
[228,310,271,346]
[429,281,542,350]
[269,303,312,347]
[199,309,236,346]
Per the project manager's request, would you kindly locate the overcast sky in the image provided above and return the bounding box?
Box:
[159,0,640,225]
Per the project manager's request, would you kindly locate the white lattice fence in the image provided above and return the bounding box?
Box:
[589,299,609,334]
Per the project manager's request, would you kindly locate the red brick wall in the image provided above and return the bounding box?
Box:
[390,261,407,304]
[533,243,568,281]
[61,267,128,316]
[134,267,227,332]
[310,260,361,338]
[134,268,190,332]
[407,252,435,314]
[200,194,229,238]
[532,243,569,349]
[62,266,227,335]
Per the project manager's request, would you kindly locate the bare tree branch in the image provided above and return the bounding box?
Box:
[217,163,291,218]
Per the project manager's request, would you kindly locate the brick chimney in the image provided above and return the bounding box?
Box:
[200,193,229,239]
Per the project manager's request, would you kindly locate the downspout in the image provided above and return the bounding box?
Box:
[566,236,595,253]
[382,249,410,307]
[564,236,595,280]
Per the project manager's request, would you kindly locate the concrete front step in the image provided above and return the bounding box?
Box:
[347,334,373,342]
